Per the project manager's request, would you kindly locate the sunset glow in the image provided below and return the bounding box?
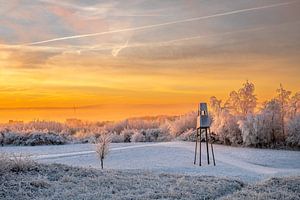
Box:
[0,0,299,122]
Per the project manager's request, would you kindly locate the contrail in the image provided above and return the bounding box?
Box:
[24,1,295,46]
[111,40,129,57]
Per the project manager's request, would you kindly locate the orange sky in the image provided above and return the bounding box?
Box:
[0,0,299,122]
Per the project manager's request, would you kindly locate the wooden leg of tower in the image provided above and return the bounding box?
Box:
[194,129,198,165]
[199,129,201,166]
[209,128,216,166]
[205,129,210,165]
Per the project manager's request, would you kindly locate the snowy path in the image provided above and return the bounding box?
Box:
[1,142,300,182]
[30,143,164,159]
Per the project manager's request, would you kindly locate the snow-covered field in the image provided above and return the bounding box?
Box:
[1,141,300,183]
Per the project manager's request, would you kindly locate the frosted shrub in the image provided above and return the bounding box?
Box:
[110,133,125,143]
[177,129,196,141]
[127,119,159,130]
[210,110,242,145]
[286,115,300,148]
[169,112,197,136]
[0,153,36,174]
[105,120,128,134]
[120,129,137,142]
[131,131,145,142]
[141,128,168,142]
[2,131,67,146]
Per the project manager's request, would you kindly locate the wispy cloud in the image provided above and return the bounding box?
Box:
[112,40,129,57]
[23,1,296,46]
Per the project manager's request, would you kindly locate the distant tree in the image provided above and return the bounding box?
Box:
[276,84,292,137]
[0,132,4,146]
[286,115,300,148]
[210,96,222,115]
[288,92,300,119]
[210,96,242,145]
[225,81,257,117]
[261,99,282,145]
[95,134,111,169]
[238,99,283,147]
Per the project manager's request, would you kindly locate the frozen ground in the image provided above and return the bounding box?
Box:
[1,141,300,183]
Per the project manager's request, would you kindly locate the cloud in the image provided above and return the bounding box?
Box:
[112,40,129,57]
[0,45,59,68]
[23,1,296,45]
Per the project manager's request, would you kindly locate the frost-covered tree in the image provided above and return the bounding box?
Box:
[286,115,300,148]
[288,92,300,119]
[0,132,4,146]
[96,134,111,169]
[225,81,257,117]
[261,99,283,144]
[238,98,285,147]
[276,84,292,137]
[210,96,242,145]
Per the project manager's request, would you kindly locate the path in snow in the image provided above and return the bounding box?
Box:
[1,141,299,182]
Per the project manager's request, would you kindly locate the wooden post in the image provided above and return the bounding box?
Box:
[209,128,216,166]
[194,129,198,165]
[199,128,201,166]
[211,142,216,166]
[205,129,210,165]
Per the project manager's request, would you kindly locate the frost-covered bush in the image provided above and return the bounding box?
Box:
[104,120,128,134]
[169,112,197,137]
[0,153,36,174]
[210,110,242,145]
[131,131,145,142]
[120,129,137,143]
[217,114,242,146]
[127,119,159,130]
[177,129,196,141]
[2,132,67,146]
[286,115,300,148]
[110,133,125,143]
[141,128,171,142]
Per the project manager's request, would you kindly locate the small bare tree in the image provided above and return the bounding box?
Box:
[95,133,111,169]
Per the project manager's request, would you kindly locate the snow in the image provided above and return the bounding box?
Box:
[1,141,299,183]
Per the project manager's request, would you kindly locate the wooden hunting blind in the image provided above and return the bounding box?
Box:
[194,103,216,166]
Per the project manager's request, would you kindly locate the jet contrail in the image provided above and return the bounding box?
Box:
[111,40,129,57]
[23,1,295,46]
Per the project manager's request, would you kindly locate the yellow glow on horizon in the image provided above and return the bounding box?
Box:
[0,51,299,123]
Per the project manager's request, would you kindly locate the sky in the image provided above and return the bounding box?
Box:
[0,0,300,122]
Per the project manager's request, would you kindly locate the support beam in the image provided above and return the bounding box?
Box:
[194,129,198,165]
[199,129,201,166]
[205,129,210,165]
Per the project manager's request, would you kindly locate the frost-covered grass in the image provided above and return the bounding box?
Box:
[0,160,245,200]
[1,157,299,200]
[221,176,300,200]
[1,142,300,183]
[1,142,300,200]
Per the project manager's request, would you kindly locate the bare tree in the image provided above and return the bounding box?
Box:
[95,134,111,169]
